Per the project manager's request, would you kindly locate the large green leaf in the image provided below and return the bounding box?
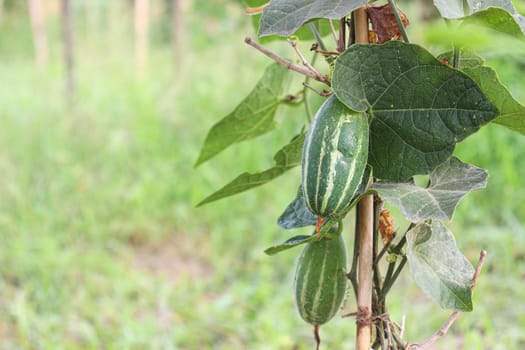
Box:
[259,0,366,37]
[371,157,487,222]
[463,66,525,135]
[195,63,290,167]
[433,0,525,36]
[332,41,498,181]
[407,221,475,311]
[196,133,304,206]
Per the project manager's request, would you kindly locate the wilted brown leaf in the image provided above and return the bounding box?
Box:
[367,3,409,44]
[379,209,396,245]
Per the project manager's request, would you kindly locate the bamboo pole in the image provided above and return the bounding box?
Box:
[353,7,372,350]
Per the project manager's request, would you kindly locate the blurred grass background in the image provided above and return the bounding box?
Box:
[0,0,524,349]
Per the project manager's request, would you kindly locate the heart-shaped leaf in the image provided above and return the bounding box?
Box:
[332,41,498,181]
[195,63,290,167]
[197,132,304,206]
[371,157,487,222]
[259,0,367,37]
[407,221,475,311]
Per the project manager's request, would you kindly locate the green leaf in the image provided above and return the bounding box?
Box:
[264,234,316,255]
[463,66,525,135]
[462,7,525,37]
[407,221,475,311]
[277,187,318,229]
[259,0,367,37]
[371,157,487,222]
[332,41,498,181]
[243,0,335,43]
[195,63,290,167]
[438,50,525,134]
[434,0,525,34]
[434,0,525,28]
[196,133,305,206]
[247,7,337,44]
[265,220,342,255]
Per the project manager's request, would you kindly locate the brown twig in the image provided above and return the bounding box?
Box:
[342,311,358,318]
[302,82,332,97]
[310,47,340,56]
[244,37,330,86]
[407,250,487,350]
[287,39,317,73]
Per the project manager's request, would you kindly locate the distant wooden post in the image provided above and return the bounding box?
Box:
[134,0,149,77]
[61,0,75,103]
[0,0,4,22]
[28,0,49,67]
[172,0,185,59]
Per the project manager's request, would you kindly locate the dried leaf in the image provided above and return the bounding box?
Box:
[379,209,396,245]
[367,3,409,44]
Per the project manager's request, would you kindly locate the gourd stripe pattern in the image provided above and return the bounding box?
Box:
[294,235,347,326]
[302,95,369,218]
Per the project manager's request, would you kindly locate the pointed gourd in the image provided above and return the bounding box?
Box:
[301,95,369,218]
[294,234,347,326]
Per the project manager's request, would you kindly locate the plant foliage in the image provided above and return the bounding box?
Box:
[196,0,525,347]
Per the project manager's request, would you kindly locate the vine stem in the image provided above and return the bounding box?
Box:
[353,7,371,350]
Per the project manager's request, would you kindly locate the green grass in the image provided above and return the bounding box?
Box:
[0,2,525,349]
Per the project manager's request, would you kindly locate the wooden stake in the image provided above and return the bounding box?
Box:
[353,7,371,350]
[356,195,374,350]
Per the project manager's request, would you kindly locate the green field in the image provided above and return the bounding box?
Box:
[0,2,525,349]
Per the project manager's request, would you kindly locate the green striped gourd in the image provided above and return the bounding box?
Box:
[294,234,347,326]
[301,95,369,218]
